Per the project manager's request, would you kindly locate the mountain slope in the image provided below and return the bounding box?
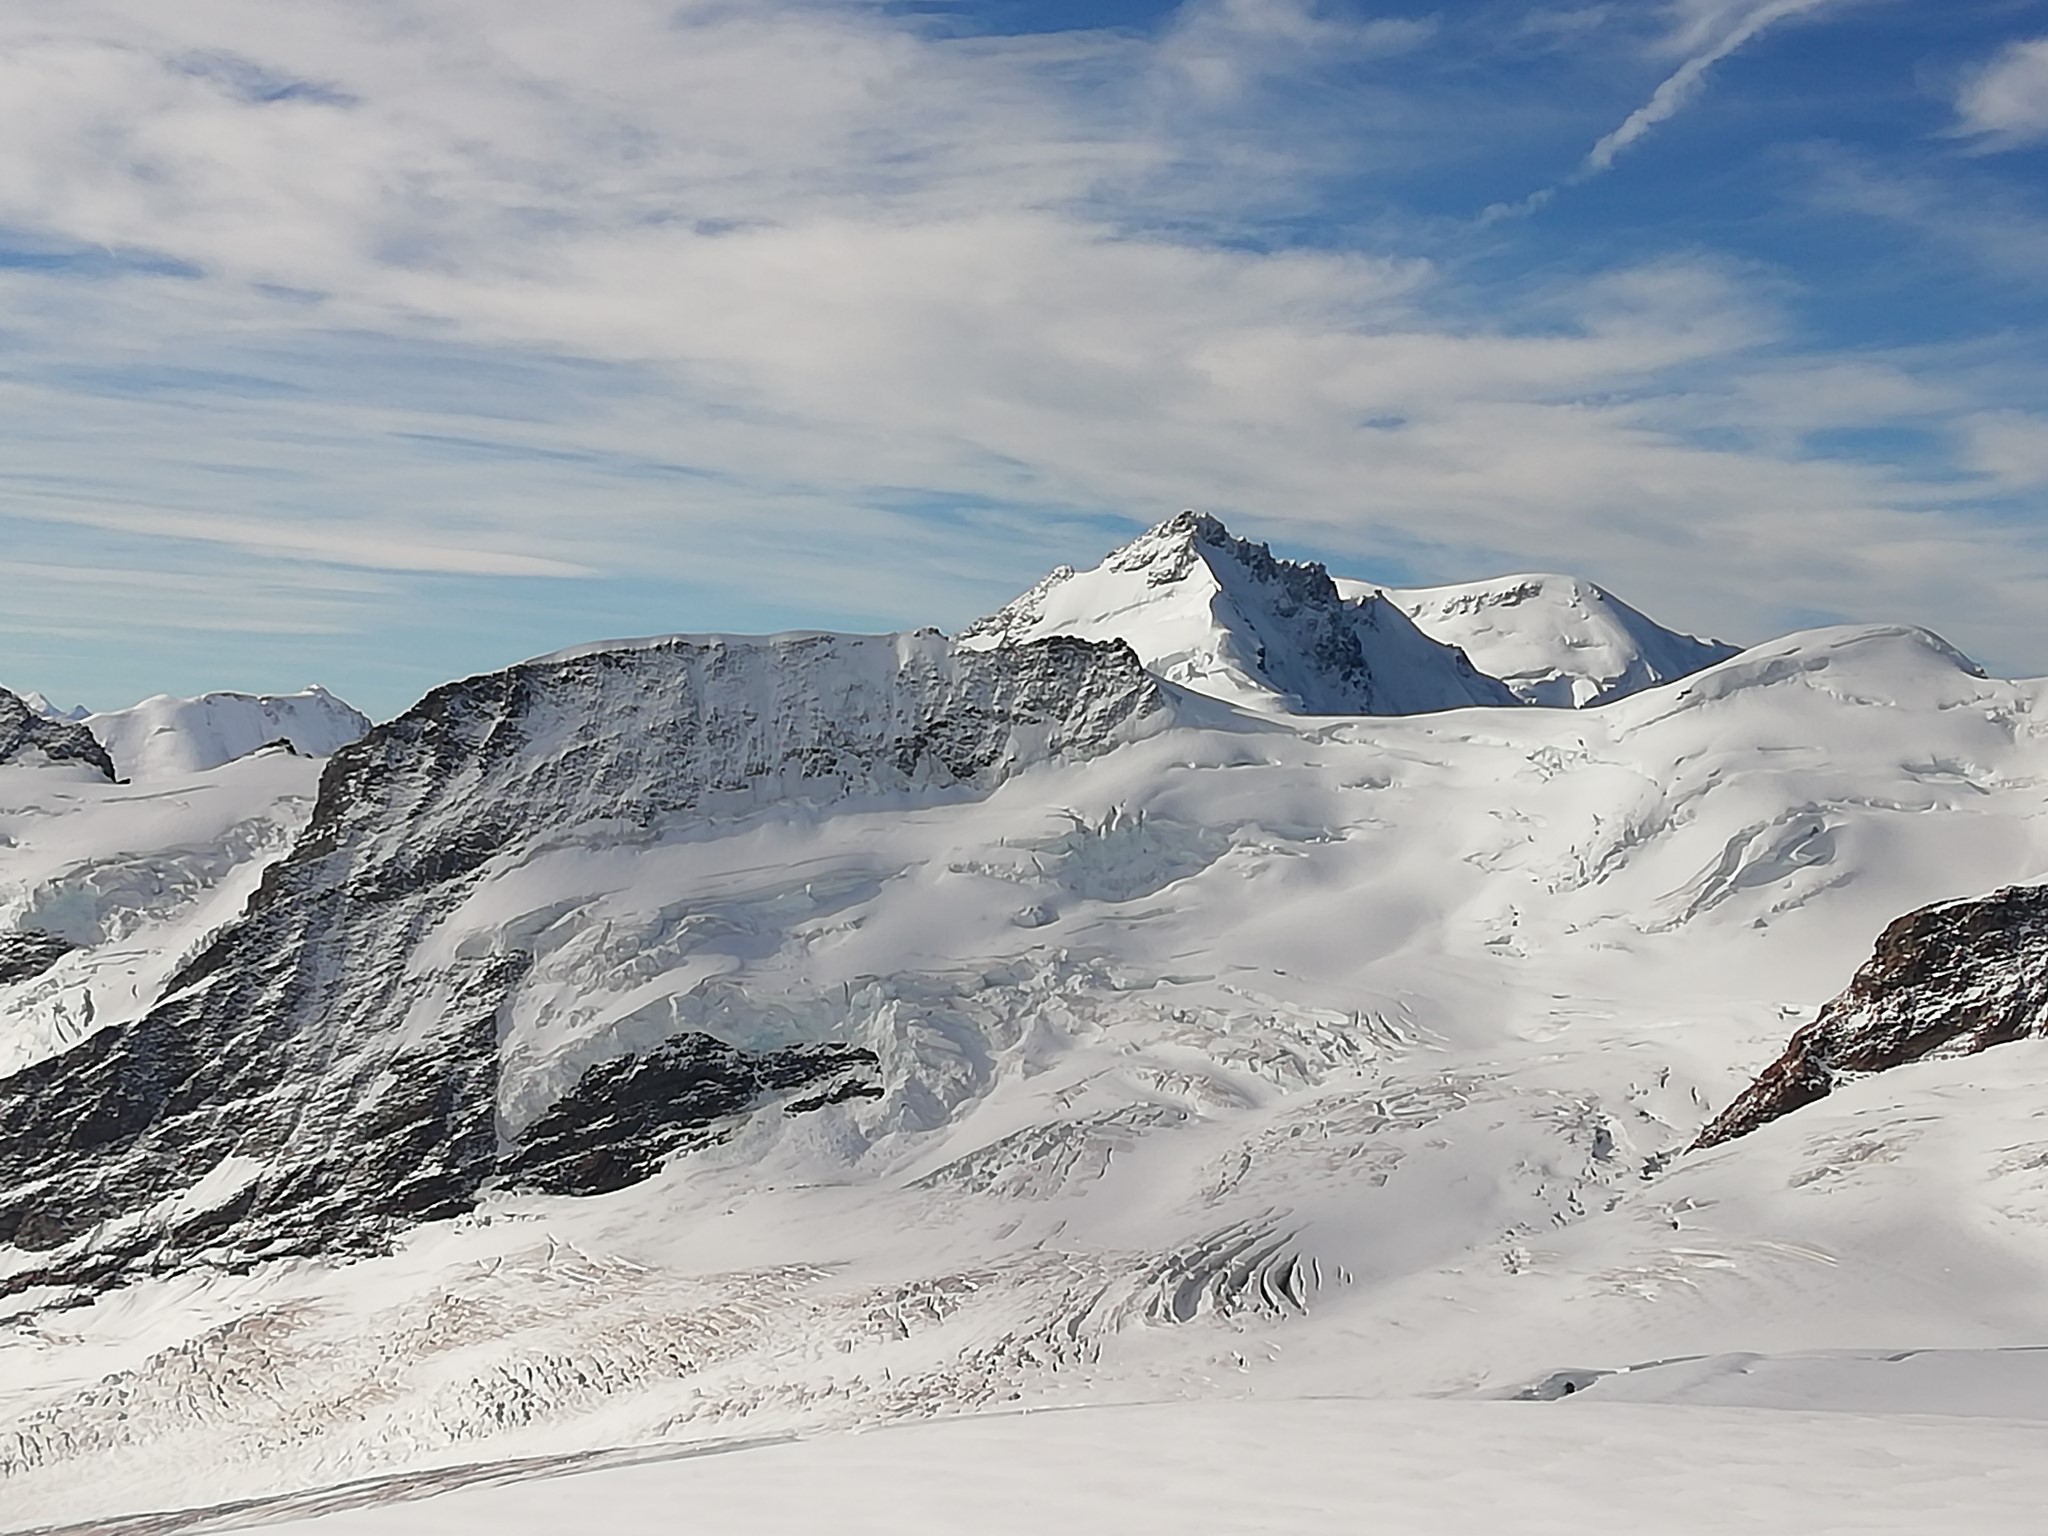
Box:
[1349,572,1741,707]
[0,631,1164,1299]
[961,512,1516,715]
[87,685,372,780]
[0,749,322,1082]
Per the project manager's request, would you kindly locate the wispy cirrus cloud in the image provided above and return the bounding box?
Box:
[1155,0,1436,104]
[0,0,2045,714]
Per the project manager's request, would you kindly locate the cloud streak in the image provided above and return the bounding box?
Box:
[1582,1,1843,173]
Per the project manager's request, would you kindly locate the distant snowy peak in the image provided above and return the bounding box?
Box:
[87,685,372,781]
[961,511,1517,716]
[1355,572,1740,709]
[0,687,115,779]
[16,690,90,722]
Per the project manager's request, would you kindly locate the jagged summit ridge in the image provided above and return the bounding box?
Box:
[960,511,1516,716]
[16,690,89,722]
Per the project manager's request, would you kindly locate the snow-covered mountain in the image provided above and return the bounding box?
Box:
[86,684,371,781]
[960,512,1517,714]
[5,528,2048,1530]
[6,612,2048,1526]
[1347,571,1741,708]
[0,631,1163,1296]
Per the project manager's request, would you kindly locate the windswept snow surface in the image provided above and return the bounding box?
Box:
[87,686,371,781]
[960,512,1515,715]
[1351,571,1741,707]
[6,621,2048,1529]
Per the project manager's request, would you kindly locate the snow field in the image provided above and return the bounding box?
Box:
[218,1397,2048,1536]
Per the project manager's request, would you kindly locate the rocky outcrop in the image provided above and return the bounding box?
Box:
[0,632,1164,1302]
[0,931,76,986]
[0,688,116,780]
[1695,883,2048,1147]
[503,1037,881,1196]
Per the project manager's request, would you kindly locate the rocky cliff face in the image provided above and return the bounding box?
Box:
[0,688,116,780]
[1695,883,2048,1147]
[0,632,1164,1304]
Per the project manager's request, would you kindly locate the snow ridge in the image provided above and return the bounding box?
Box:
[15,690,89,723]
[1366,572,1741,708]
[86,685,372,781]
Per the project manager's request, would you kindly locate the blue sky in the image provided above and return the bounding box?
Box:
[4,0,2047,718]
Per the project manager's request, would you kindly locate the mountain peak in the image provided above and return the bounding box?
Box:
[13,689,91,722]
[962,513,1514,716]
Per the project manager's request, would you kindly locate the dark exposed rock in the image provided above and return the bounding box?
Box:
[0,632,1165,1302]
[0,688,116,780]
[1695,882,2048,1148]
[0,931,76,986]
[786,1076,887,1116]
[504,1038,879,1196]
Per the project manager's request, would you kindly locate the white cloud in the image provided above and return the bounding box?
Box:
[1956,37,2048,146]
[1155,0,1435,104]
[1802,147,2048,287]
[0,0,2042,697]
[1482,0,1856,220]
[1964,411,2048,489]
